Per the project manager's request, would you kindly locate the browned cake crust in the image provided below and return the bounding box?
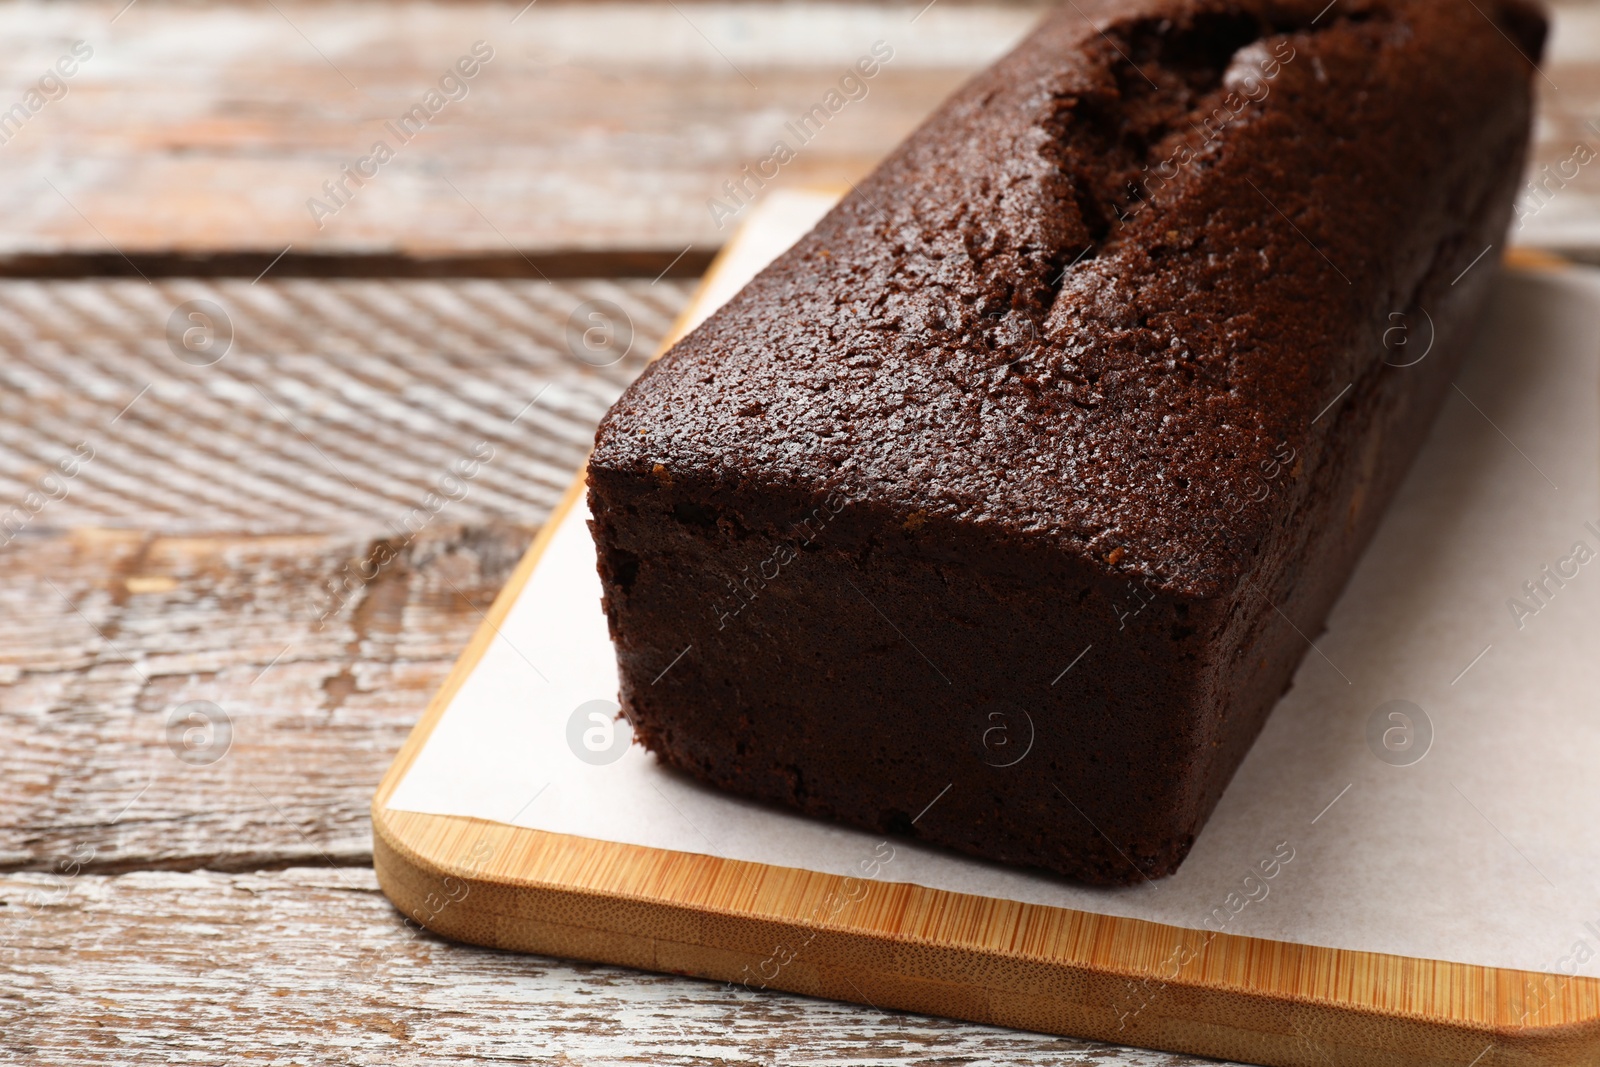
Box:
[586,0,1546,884]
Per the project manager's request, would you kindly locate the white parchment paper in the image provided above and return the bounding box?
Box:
[388,191,1600,978]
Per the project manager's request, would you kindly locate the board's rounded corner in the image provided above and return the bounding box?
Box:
[369,804,434,918]
[368,799,410,874]
[370,807,511,949]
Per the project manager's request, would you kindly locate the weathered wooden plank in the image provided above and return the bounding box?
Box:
[0,523,533,873]
[0,867,1230,1065]
[0,274,690,872]
[0,277,692,535]
[0,0,1596,269]
[0,0,1043,269]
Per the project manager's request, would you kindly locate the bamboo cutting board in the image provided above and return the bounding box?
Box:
[373,191,1600,1066]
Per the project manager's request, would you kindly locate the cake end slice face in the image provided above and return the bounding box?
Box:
[587,0,1545,884]
[588,469,1255,883]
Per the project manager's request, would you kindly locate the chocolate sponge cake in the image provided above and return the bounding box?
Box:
[587,0,1546,884]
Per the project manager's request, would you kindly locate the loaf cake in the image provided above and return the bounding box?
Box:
[587,0,1546,884]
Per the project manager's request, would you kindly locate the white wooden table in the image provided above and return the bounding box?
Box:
[3,2,1597,1062]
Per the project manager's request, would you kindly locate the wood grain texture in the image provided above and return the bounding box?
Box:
[0,0,1041,269]
[0,276,694,872]
[0,522,538,874]
[0,277,691,534]
[0,866,1228,1065]
[0,0,1597,269]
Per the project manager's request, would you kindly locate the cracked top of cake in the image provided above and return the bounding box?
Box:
[590,0,1545,597]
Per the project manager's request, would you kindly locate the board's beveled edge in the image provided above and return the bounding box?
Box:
[372,801,1600,1066]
